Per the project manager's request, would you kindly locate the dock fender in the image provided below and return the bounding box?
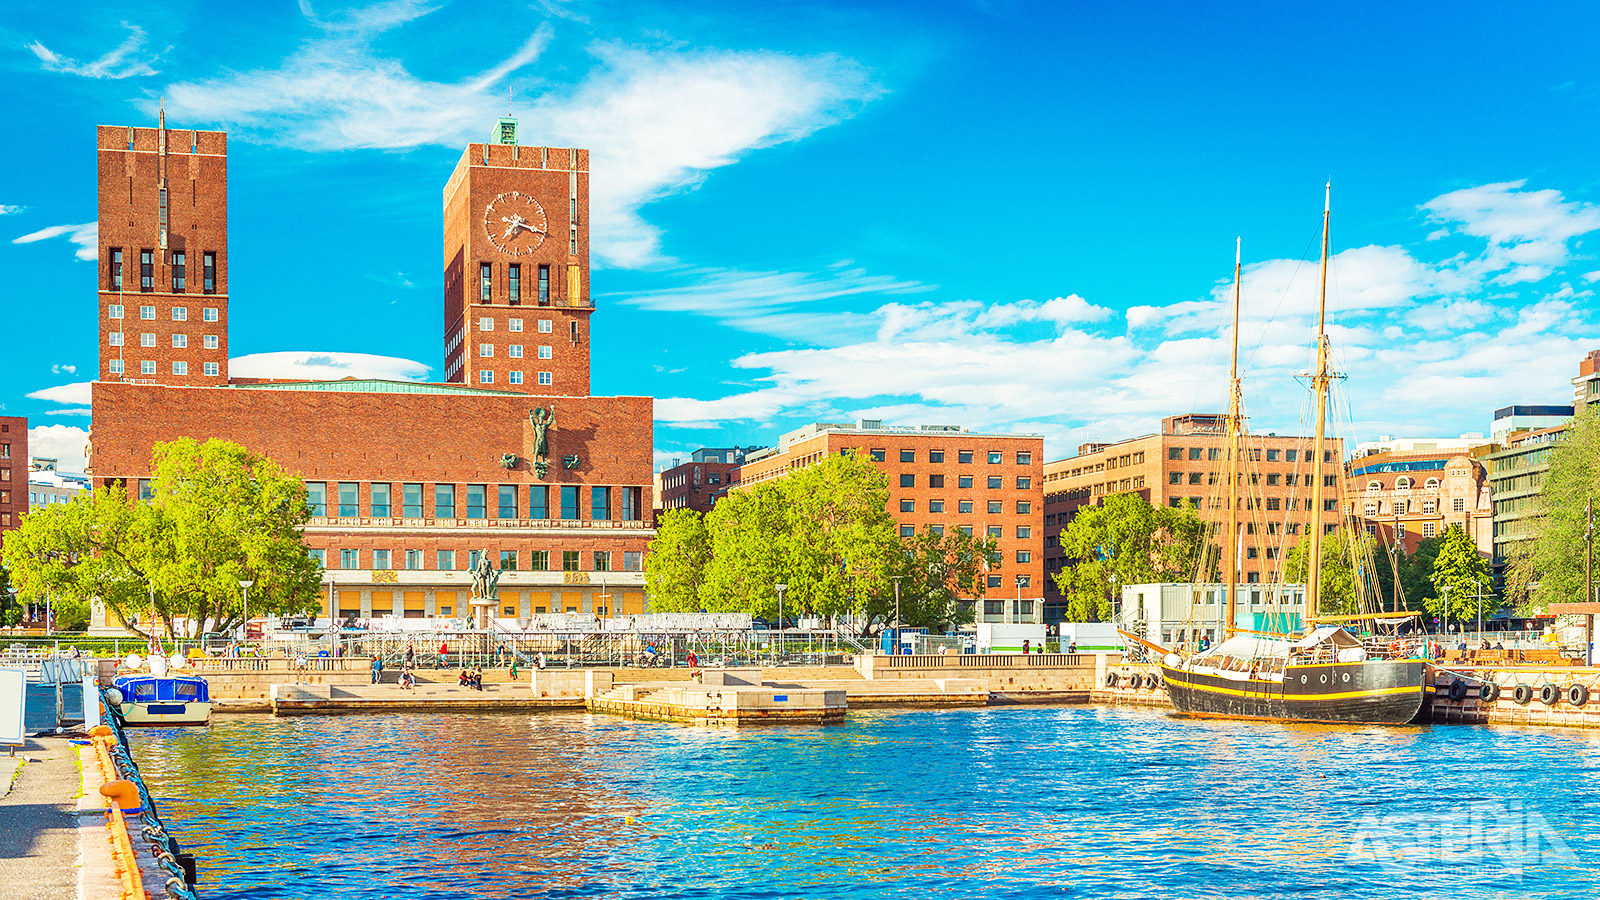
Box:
[1513,684,1534,705]
[1146,670,1162,687]
[1479,682,1501,703]
[1568,684,1589,707]
[1105,672,1119,687]
[1448,679,1468,702]
[1540,683,1560,706]
[1127,673,1143,690]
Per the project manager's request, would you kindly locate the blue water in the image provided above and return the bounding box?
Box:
[128,707,1600,899]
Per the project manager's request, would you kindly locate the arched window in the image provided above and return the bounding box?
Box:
[1367,480,1381,492]
[1395,476,1412,490]
[1424,477,1440,489]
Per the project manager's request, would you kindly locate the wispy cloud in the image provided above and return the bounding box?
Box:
[45,408,93,417]
[1423,180,1600,285]
[29,23,160,79]
[229,350,432,382]
[50,364,77,376]
[13,222,97,261]
[26,382,93,405]
[0,205,24,215]
[157,4,880,268]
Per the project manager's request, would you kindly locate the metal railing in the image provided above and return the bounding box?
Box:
[879,653,1094,668]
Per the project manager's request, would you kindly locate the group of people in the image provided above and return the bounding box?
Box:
[457,667,486,690]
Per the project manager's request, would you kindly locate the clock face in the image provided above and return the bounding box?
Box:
[483,191,549,256]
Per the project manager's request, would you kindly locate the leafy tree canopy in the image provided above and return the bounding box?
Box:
[1282,527,1382,617]
[1051,493,1212,622]
[1508,406,1600,609]
[1427,524,1496,625]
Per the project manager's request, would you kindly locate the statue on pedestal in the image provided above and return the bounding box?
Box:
[470,548,501,602]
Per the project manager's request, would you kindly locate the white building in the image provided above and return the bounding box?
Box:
[28,465,88,509]
[1119,582,1306,647]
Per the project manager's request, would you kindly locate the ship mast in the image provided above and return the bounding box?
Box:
[1222,238,1243,637]
[1307,183,1332,623]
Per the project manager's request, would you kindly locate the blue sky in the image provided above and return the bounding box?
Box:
[5,0,1600,472]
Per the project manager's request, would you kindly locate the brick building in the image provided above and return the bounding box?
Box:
[1042,413,1345,620]
[1575,349,1600,411]
[1345,450,1492,555]
[658,446,760,514]
[0,417,26,544]
[86,115,655,623]
[732,420,1045,623]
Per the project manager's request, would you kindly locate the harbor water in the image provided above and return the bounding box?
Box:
[128,706,1600,899]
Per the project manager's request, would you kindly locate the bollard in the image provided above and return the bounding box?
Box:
[99,779,143,813]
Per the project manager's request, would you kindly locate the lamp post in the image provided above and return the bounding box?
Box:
[239,579,254,638]
[774,582,787,665]
[1015,574,1026,626]
[891,575,903,655]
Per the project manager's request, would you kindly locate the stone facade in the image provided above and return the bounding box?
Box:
[1346,450,1492,555]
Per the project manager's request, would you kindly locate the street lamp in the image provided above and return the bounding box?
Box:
[239,579,254,636]
[774,582,787,665]
[1015,574,1026,626]
[891,575,903,655]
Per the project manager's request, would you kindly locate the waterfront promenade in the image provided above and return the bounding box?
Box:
[0,737,81,900]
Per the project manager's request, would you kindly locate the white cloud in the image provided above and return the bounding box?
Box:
[45,409,93,417]
[158,7,879,268]
[29,23,160,79]
[26,382,93,405]
[229,350,432,382]
[12,222,97,261]
[1423,180,1600,284]
[50,364,78,376]
[0,205,23,215]
[28,425,89,473]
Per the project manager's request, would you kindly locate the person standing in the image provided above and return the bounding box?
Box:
[439,640,448,667]
[406,643,415,667]
[371,655,383,684]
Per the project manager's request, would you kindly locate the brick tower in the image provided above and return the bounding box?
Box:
[441,118,591,396]
[96,106,229,386]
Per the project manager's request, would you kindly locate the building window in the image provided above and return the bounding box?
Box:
[1453,497,1466,512]
[538,265,550,304]
[869,449,886,462]
[479,316,494,332]
[479,343,494,358]
[370,483,391,517]
[899,473,915,488]
[479,371,494,384]
[929,525,945,536]
[1422,522,1437,538]
[480,263,492,302]
[959,450,974,464]
[899,499,915,512]
[171,252,186,291]
[1016,477,1032,489]
[929,499,945,513]
[538,345,552,359]
[500,551,518,571]
[900,524,915,537]
[538,319,553,333]
[108,360,124,374]
[466,484,488,519]
[373,549,391,570]
[306,482,327,517]
[1168,472,1181,485]
[560,485,580,519]
[509,318,523,332]
[172,307,187,321]
[336,482,359,517]
[929,474,945,488]
[930,450,945,463]
[435,484,456,518]
[508,264,521,305]
[140,250,153,290]
[900,449,916,463]
[140,333,156,347]
[1168,447,1182,460]
[508,371,523,385]
[987,451,1002,464]
[592,551,611,572]
[140,306,155,320]
[172,334,187,348]
[109,332,124,346]
[172,361,187,375]
[1017,452,1032,465]
[109,304,124,319]
[140,360,155,374]
[959,475,973,489]
[203,307,218,322]
[468,549,484,571]
[203,334,218,349]
[404,549,422,570]
[987,500,1003,514]
[624,551,642,572]
[562,551,581,572]
[498,484,519,519]
[308,549,326,568]
[110,248,123,290]
[341,549,359,570]
[529,551,549,571]
[1017,575,1032,588]
[1017,501,1032,514]
[590,486,611,520]
[537,372,552,386]
[203,252,216,293]
[987,476,1003,489]
[508,345,523,358]
[394,483,421,518]
[203,361,219,376]
[959,500,973,513]
[530,485,549,519]
[437,549,455,570]
[620,487,642,521]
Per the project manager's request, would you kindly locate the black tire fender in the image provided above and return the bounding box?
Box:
[1448,679,1468,702]
[1513,684,1534,705]
[1479,682,1501,703]
[1105,672,1119,687]
[1128,673,1143,690]
[1569,684,1589,707]
[1540,683,1560,706]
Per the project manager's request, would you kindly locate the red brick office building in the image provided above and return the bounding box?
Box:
[87,115,655,622]
[0,417,26,544]
[732,420,1045,623]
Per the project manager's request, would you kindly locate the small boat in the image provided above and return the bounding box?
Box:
[107,661,213,727]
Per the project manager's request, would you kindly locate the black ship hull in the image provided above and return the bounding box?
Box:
[1159,659,1427,725]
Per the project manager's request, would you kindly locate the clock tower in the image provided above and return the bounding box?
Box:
[442,118,591,395]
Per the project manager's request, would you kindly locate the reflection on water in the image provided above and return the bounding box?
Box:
[129,707,1600,899]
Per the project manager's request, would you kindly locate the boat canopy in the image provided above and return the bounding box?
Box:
[1198,634,1295,660]
[1294,625,1362,650]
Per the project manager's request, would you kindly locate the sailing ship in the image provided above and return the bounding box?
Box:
[1152,186,1429,725]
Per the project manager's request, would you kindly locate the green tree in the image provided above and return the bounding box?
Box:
[699,482,793,616]
[865,526,997,633]
[1051,493,1212,621]
[1283,527,1380,617]
[1508,406,1600,609]
[1427,524,1495,625]
[0,566,20,627]
[643,508,712,612]
[3,438,322,638]
[778,451,899,618]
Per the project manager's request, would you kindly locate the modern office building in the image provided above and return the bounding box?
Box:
[87,115,655,623]
[1491,406,1572,445]
[732,420,1045,623]
[657,446,761,514]
[1486,425,1568,576]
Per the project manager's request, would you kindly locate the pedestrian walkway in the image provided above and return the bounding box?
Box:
[0,737,79,900]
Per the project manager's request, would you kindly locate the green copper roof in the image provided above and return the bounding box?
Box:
[233,379,520,397]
